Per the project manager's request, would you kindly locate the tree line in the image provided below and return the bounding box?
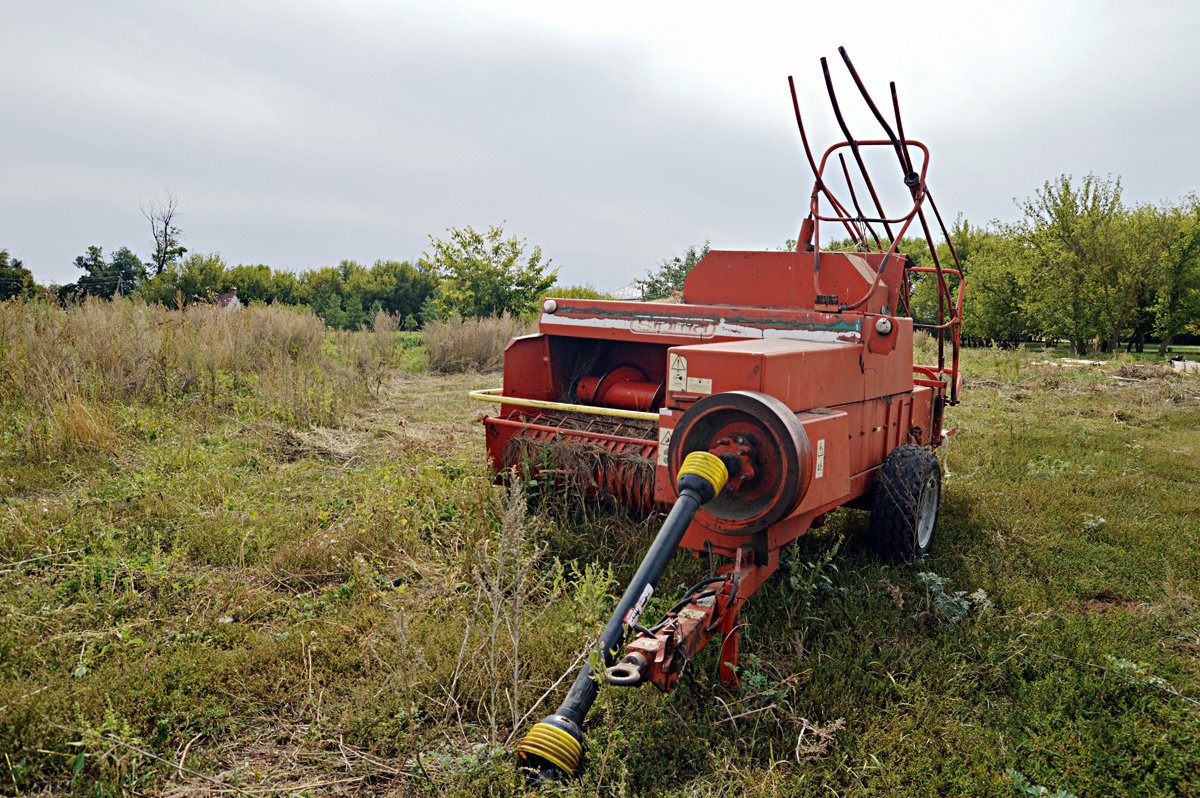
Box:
[633,175,1200,355]
[0,219,588,329]
[903,174,1200,354]
[5,174,1199,350]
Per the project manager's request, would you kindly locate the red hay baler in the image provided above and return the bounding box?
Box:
[469,47,965,781]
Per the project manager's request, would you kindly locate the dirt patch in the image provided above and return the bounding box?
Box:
[1073,588,1153,617]
[1114,363,1173,380]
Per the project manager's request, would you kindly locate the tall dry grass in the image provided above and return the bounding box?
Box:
[0,297,374,456]
[325,309,410,393]
[422,313,534,373]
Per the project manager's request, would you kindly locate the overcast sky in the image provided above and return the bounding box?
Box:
[4,0,1200,289]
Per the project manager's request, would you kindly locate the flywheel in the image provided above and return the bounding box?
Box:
[668,391,813,535]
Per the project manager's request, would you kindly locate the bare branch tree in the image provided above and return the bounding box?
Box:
[141,190,187,275]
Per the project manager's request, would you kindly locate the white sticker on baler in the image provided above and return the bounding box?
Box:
[657,427,672,466]
[686,376,712,394]
[624,584,654,626]
[816,439,825,478]
[668,354,687,392]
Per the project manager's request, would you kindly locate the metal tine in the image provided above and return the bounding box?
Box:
[787,75,824,185]
[885,71,960,393]
[912,204,949,372]
[788,75,863,246]
[832,59,957,389]
[927,190,963,402]
[926,189,964,274]
[838,46,912,182]
[889,82,915,178]
[926,187,966,398]
[887,77,946,344]
[820,56,895,244]
[837,152,881,249]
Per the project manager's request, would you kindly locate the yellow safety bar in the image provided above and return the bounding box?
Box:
[468,388,659,422]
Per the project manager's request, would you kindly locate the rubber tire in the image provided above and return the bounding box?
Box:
[868,445,941,563]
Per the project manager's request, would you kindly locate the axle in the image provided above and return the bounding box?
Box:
[515,451,729,781]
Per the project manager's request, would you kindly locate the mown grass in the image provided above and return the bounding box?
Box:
[1,308,1198,796]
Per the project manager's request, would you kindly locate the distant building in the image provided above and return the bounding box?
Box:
[611,281,643,301]
[216,287,242,310]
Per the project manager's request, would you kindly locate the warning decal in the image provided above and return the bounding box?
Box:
[668,353,687,392]
[816,439,826,478]
[657,427,673,466]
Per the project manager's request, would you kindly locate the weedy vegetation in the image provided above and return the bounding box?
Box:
[422,313,535,374]
[1,298,1198,796]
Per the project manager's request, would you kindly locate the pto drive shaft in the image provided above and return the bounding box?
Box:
[516,451,729,781]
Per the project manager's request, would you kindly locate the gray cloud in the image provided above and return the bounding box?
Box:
[3,0,1199,289]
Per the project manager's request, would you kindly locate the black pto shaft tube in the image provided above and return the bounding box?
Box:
[516,451,729,781]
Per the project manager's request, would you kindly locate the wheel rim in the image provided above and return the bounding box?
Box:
[915,473,938,550]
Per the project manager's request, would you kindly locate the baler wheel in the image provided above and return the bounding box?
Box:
[868,445,941,562]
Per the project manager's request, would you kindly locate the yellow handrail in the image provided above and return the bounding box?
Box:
[468,388,660,422]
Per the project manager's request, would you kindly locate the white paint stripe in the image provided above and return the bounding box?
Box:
[761,327,860,344]
[542,312,859,344]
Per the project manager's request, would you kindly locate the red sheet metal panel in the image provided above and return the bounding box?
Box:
[861,316,914,400]
[682,250,906,315]
[663,338,863,413]
[791,410,850,516]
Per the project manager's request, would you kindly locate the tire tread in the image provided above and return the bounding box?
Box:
[868,445,940,563]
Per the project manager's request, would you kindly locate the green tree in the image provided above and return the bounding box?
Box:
[136,265,183,306]
[636,242,710,300]
[342,291,367,329]
[269,269,302,305]
[309,285,346,329]
[1112,204,1173,352]
[0,249,38,300]
[299,265,348,327]
[72,246,144,298]
[177,252,229,301]
[225,264,278,304]
[1009,174,1125,354]
[137,252,227,306]
[298,265,342,305]
[109,247,146,296]
[1152,198,1200,353]
[955,228,1030,345]
[353,259,439,319]
[542,284,612,301]
[423,224,556,318]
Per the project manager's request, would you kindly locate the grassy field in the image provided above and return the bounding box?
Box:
[2,301,1199,797]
